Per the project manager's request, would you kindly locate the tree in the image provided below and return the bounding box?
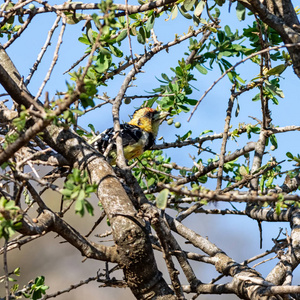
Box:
[1,0,300,299]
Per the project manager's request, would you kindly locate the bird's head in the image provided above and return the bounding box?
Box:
[127,107,169,138]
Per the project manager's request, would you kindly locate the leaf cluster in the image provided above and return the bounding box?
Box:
[132,150,172,200]
[61,169,97,217]
[23,276,49,300]
[151,59,197,114]
[0,197,22,240]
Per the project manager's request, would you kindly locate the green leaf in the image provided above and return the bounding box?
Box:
[146,14,155,31]
[195,63,208,74]
[77,189,86,202]
[108,44,123,57]
[252,93,260,102]
[236,2,246,21]
[264,80,284,98]
[224,25,233,37]
[181,130,192,140]
[178,5,193,19]
[84,200,94,216]
[235,101,240,117]
[95,52,112,73]
[194,0,205,17]
[178,104,189,112]
[183,0,196,11]
[239,165,248,176]
[88,124,95,132]
[208,26,217,33]
[91,13,101,30]
[286,152,294,159]
[85,184,97,194]
[137,27,146,44]
[171,5,178,20]
[147,177,156,187]
[72,168,80,182]
[259,176,265,193]
[8,277,17,282]
[161,73,170,82]
[266,175,274,188]
[193,14,200,26]
[64,12,84,24]
[34,276,45,286]
[116,29,127,42]
[60,189,72,197]
[14,267,20,276]
[200,129,213,136]
[215,0,225,6]
[156,189,169,210]
[275,200,282,215]
[270,134,278,149]
[75,199,84,215]
[185,98,197,105]
[102,25,110,38]
[70,190,79,200]
[265,64,287,76]
[213,7,220,18]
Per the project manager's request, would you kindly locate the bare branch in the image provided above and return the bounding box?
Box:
[188,43,300,121]
[216,86,236,190]
[25,16,61,86]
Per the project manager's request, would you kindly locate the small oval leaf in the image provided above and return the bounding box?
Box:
[156,189,169,210]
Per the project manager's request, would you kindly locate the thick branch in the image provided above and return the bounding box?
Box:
[165,214,280,299]
[0,45,174,299]
[0,0,178,18]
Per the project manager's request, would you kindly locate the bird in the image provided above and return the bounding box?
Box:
[93,107,169,165]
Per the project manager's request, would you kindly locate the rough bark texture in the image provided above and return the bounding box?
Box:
[0,47,175,300]
[1,1,300,299]
[43,126,175,299]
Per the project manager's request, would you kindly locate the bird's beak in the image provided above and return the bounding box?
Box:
[153,111,169,123]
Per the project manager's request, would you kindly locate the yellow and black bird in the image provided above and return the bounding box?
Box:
[94,107,169,165]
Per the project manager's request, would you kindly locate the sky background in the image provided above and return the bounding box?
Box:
[1,0,300,299]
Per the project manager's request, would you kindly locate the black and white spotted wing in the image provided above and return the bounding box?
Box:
[95,124,155,155]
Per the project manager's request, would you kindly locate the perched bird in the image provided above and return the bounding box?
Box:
[94,107,169,165]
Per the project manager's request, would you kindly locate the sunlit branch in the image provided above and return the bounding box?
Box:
[0,0,179,18]
[161,184,300,205]
[0,234,45,255]
[152,126,249,150]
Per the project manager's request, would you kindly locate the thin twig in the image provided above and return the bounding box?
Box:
[63,53,89,75]
[25,16,61,86]
[125,0,137,73]
[42,275,98,299]
[252,255,277,269]
[220,160,282,194]
[176,203,202,222]
[0,234,45,255]
[34,17,66,101]
[0,0,11,13]
[3,239,9,300]
[188,42,300,122]
[85,210,106,238]
[3,13,34,49]
[216,85,236,190]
